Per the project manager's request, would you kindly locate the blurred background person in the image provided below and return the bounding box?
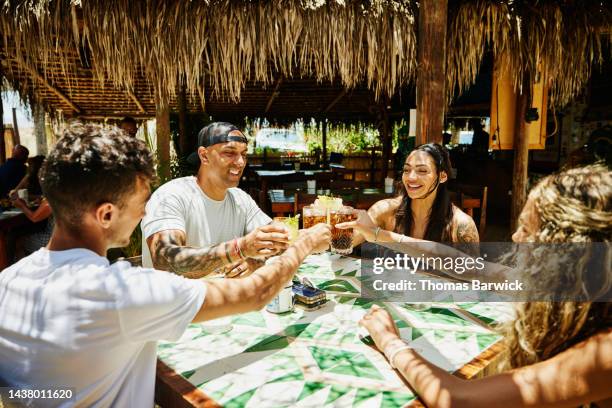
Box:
[120,116,138,138]
[9,155,52,258]
[9,155,45,198]
[0,144,29,198]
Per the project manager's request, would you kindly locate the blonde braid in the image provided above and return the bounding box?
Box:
[499,164,612,372]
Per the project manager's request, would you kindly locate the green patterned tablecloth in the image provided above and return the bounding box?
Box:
[158,253,512,408]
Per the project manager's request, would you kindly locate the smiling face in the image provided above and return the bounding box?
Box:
[200,141,248,189]
[402,150,447,199]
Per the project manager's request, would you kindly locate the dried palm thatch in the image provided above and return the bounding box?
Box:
[1,0,417,108]
[0,0,610,115]
[446,0,612,106]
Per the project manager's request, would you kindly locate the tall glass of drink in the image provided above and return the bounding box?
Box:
[302,205,327,229]
[329,206,357,254]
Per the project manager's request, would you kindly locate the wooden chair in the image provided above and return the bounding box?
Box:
[449,184,488,237]
[293,191,319,214]
[293,191,320,227]
[257,189,270,215]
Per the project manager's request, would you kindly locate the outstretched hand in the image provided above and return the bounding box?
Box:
[359,305,401,351]
[335,209,379,242]
[299,223,332,254]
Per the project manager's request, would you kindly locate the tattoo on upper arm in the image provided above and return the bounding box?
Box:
[150,230,229,278]
[455,218,479,243]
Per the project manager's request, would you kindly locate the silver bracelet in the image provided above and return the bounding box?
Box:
[383,338,412,369]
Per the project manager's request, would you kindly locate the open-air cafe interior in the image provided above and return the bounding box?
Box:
[0,1,610,407]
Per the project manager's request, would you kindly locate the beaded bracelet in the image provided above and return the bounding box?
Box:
[237,238,246,259]
[223,242,233,263]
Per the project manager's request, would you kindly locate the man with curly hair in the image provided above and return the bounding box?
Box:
[0,123,330,407]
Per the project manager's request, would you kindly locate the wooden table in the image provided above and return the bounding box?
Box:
[156,253,509,408]
[0,209,28,270]
[268,188,394,216]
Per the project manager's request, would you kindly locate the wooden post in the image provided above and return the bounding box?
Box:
[415,0,447,145]
[178,82,188,157]
[33,104,47,155]
[156,98,171,182]
[0,94,5,164]
[12,108,20,145]
[370,147,376,186]
[511,79,530,232]
[380,107,392,182]
[322,119,328,167]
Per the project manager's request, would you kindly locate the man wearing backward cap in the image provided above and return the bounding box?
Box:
[141,122,301,278]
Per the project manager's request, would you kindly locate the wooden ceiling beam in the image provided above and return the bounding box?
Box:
[127,90,146,113]
[323,89,347,113]
[78,114,153,120]
[13,59,82,114]
[264,77,283,113]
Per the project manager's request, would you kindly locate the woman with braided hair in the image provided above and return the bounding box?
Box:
[344,164,612,407]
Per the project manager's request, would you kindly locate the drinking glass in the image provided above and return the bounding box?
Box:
[302,205,327,229]
[273,216,299,243]
[329,206,357,255]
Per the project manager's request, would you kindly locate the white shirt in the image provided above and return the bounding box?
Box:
[141,176,271,268]
[0,248,206,407]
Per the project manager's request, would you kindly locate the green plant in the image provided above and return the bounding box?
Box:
[303,122,381,154]
[122,223,143,258]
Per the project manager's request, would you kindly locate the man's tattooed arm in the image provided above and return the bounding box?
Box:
[148,230,238,279]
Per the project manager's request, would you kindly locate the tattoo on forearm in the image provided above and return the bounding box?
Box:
[150,231,231,278]
[246,258,265,271]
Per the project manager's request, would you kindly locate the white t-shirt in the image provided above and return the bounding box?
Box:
[0,248,206,408]
[141,176,271,268]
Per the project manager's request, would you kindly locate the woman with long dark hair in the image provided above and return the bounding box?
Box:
[354,143,478,245]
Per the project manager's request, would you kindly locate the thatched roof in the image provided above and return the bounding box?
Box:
[446,0,612,107]
[1,0,610,120]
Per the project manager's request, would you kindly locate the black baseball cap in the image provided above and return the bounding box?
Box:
[187,122,248,165]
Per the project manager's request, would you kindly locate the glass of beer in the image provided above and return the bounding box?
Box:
[329,206,357,254]
[302,205,327,229]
